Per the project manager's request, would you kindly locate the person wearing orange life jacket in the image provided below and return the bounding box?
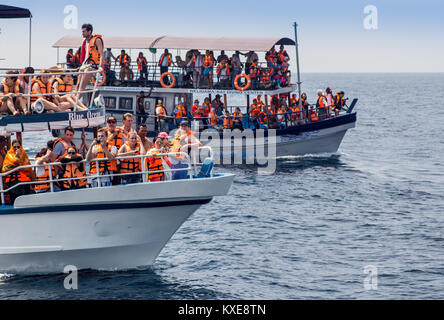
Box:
[191,99,201,119]
[2,140,33,204]
[289,93,298,108]
[52,126,79,160]
[0,71,27,116]
[333,91,346,117]
[259,68,273,89]
[66,49,77,69]
[34,144,60,193]
[309,106,319,122]
[208,108,219,128]
[86,128,117,187]
[116,50,133,81]
[277,44,290,65]
[155,101,169,133]
[223,110,233,129]
[104,116,124,185]
[76,24,104,99]
[52,73,88,111]
[256,95,265,111]
[232,107,244,131]
[30,72,67,113]
[137,52,148,81]
[202,50,214,89]
[266,46,278,66]
[159,49,173,74]
[248,59,260,89]
[118,132,146,185]
[59,147,87,190]
[173,102,187,127]
[146,137,172,182]
[316,89,329,120]
[216,58,231,88]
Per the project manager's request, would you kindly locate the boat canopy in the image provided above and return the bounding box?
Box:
[0,5,32,19]
[53,35,295,52]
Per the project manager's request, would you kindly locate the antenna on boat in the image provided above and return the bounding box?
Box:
[293,22,303,119]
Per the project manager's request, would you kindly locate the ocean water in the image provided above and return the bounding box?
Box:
[1,73,443,300]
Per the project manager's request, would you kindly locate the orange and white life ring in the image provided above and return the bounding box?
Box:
[91,71,106,86]
[234,74,251,91]
[160,72,176,88]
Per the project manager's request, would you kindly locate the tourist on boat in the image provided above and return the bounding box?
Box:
[0,136,8,170]
[231,51,242,84]
[325,87,334,107]
[273,69,287,88]
[316,89,329,120]
[223,111,233,130]
[66,49,77,69]
[203,50,214,89]
[118,132,145,185]
[240,51,258,76]
[119,113,136,139]
[2,139,34,203]
[266,47,278,69]
[300,92,309,119]
[309,105,319,122]
[116,50,132,81]
[30,71,67,113]
[175,121,202,152]
[333,91,346,116]
[208,108,219,129]
[249,59,260,89]
[86,128,117,187]
[202,97,211,128]
[136,91,148,125]
[0,71,29,116]
[137,124,154,151]
[52,73,88,111]
[191,99,204,128]
[146,137,171,182]
[232,107,244,131]
[155,101,170,133]
[172,102,187,128]
[259,68,273,90]
[19,67,34,95]
[59,147,87,190]
[192,51,204,89]
[105,116,124,151]
[158,49,173,77]
[256,95,265,111]
[76,24,104,99]
[53,126,79,160]
[104,48,117,66]
[216,58,230,88]
[212,95,224,116]
[217,50,228,64]
[278,45,290,65]
[34,142,60,193]
[249,99,261,129]
[137,52,148,82]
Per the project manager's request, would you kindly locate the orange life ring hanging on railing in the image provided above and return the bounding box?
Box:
[91,70,107,86]
[234,74,251,91]
[160,72,176,88]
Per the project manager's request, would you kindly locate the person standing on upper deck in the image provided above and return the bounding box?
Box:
[217,50,228,64]
[231,51,242,87]
[76,24,104,99]
[240,51,258,76]
[203,50,214,89]
[192,51,204,89]
[159,49,173,76]
[66,49,77,69]
[137,52,148,82]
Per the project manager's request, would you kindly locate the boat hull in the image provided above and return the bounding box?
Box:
[0,174,234,274]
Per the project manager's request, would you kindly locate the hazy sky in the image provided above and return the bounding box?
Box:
[0,0,443,72]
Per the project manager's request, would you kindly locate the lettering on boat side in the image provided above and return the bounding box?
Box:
[68,110,101,121]
[63,265,78,290]
[178,304,266,317]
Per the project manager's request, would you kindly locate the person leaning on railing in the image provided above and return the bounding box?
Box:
[86,128,117,188]
[2,140,34,203]
[0,71,28,116]
[59,147,87,191]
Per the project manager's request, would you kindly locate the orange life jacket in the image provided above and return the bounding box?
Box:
[31,78,52,103]
[202,102,211,116]
[233,111,242,122]
[223,116,233,129]
[334,94,344,107]
[317,95,328,109]
[175,105,187,119]
[159,53,172,67]
[53,138,78,160]
[216,62,230,75]
[90,144,116,174]
[34,164,57,192]
[290,97,298,107]
[266,50,277,63]
[52,77,73,94]
[277,109,284,123]
[1,79,21,102]
[156,104,167,119]
[61,162,87,189]
[310,109,319,122]
[192,104,202,118]
[208,112,218,125]
[203,54,214,68]
[261,69,271,83]
[146,149,164,181]
[118,54,130,67]
[81,34,103,65]
[4,170,31,185]
[137,56,147,71]
[258,111,268,124]
[120,142,141,174]
[67,52,75,64]
[249,61,259,78]
[278,50,287,63]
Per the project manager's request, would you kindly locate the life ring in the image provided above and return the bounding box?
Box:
[234,74,251,91]
[91,71,106,86]
[160,72,176,88]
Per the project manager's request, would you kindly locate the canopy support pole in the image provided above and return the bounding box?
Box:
[28,17,32,67]
[293,22,303,120]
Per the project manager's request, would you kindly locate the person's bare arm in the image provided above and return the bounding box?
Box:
[97,38,104,69]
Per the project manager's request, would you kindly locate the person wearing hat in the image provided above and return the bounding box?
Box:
[211,94,224,116]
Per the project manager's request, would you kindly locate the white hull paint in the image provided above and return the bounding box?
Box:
[0,174,234,274]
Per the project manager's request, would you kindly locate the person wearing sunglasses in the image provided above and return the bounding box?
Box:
[105,116,124,151]
[2,140,33,203]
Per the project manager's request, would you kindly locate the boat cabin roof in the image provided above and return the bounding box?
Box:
[53,35,295,52]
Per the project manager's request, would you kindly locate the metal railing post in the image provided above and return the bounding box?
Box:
[48,165,54,193]
[0,175,4,205]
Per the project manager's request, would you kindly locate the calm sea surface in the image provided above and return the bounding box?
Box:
[1,73,443,299]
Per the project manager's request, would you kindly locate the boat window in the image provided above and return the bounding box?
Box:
[104,97,117,109]
[119,97,133,110]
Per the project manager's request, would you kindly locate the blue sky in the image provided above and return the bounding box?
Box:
[0,0,443,72]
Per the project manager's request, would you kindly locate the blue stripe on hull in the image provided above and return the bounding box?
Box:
[0,198,212,216]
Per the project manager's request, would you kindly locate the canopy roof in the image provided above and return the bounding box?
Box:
[0,5,32,19]
[53,35,295,52]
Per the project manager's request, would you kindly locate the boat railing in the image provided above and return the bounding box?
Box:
[0,150,213,205]
[0,68,103,113]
